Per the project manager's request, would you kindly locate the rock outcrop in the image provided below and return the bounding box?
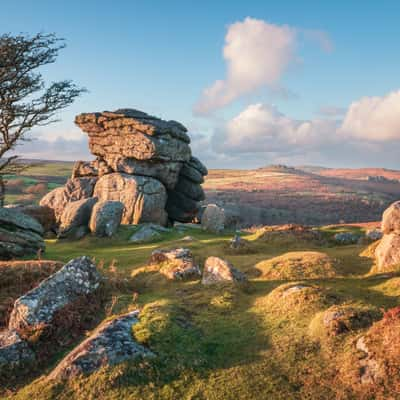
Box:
[375,201,400,271]
[0,207,45,260]
[41,109,208,235]
[202,256,246,284]
[89,200,124,237]
[48,310,153,380]
[9,256,101,330]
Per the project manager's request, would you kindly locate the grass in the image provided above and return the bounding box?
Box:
[5,224,400,399]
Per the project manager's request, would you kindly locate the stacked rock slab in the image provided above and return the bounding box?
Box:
[41,109,207,230]
[375,201,400,271]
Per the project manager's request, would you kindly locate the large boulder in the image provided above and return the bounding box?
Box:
[8,256,101,330]
[48,310,153,380]
[59,197,98,238]
[89,200,124,237]
[0,329,35,375]
[149,248,201,280]
[375,233,400,271]
[382,201,400,234]
[201,204,225,233]
[93,173,168,225]
[40,177,97,222]
[202,256,246,284]
[0,207,45,260]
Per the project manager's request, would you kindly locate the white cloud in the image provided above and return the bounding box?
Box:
[339,90,400,141]
[194,18,297,115]
[208,89,400,168]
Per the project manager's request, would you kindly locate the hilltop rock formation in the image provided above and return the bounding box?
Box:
[41,109,208,235]
[375,201,400,271]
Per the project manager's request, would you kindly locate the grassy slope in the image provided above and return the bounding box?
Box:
[7,225,400,400]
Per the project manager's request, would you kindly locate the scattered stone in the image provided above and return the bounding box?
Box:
[0,329,35,375]
[230,235,248,249]
[149,248,201,280]
[89,200,124,237]
[334,232,360,244]
[48,310,153,380]
[0,207,45,260]
[8,256,101,330]
[180,235,195,242]
[202,256,246,284]
[58,198,98,238]
[201,204,225,233]
[365,229,383,241]
[129,223,169,243]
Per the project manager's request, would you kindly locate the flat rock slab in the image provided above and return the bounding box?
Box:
[0,329,35,375]
[202,256,247,284]
[48,310,153,380]
[129,223,170,243]
[8,256,101,330]
[0,207,44,235]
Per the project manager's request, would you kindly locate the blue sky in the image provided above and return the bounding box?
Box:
[2,0,400,168]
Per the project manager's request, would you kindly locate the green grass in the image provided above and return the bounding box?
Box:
[21,162,73,177]
[7,225,400,400]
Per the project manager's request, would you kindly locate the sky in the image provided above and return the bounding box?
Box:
[2,0,400,169]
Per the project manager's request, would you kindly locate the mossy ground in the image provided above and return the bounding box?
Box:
[5,224,400,399]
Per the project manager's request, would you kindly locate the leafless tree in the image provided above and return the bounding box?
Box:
[0,32,86,205]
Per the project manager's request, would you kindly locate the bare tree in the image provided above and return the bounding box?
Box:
[0,32,86,206]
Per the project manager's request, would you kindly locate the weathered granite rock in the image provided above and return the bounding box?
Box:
[18,205,56,233]
[59,197,98,238]
[0,207,45,260]
[48,310,153,380]
[71,158,112,178]
[180,162,205,184]
[40,177,97,222]
[75,109,191,162]
[89,200,124,237]
[174,176,205,201]
[375,233,400,271]
[129,223,170,243]
[103,156,182,190]
[94,173,167,225]
[149,248,201,280]
[202,256,246,284]
[0,329,35,374]
[382,201,400,234]
[201,204,225,233]
[8,256,101,330]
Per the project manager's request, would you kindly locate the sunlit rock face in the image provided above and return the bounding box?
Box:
[41,109,208,233]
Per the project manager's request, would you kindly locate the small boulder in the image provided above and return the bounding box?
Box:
[58,197,98,238]
[201,204,225,233]
[382,201,400,234]
[89,200,124,237]
[334,232,360,245]
[0,329,35,375]
[8,256,101,330]
[375,233,400,271]
[149,248,201,280]
[202,256,246,284]
[129,223,170,243]
[48,310,153,380]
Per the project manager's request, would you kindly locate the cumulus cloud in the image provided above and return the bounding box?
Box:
[339,90,400,141]
[194,18,297,115]
[208,89,400,168]
[194,18,333,115]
